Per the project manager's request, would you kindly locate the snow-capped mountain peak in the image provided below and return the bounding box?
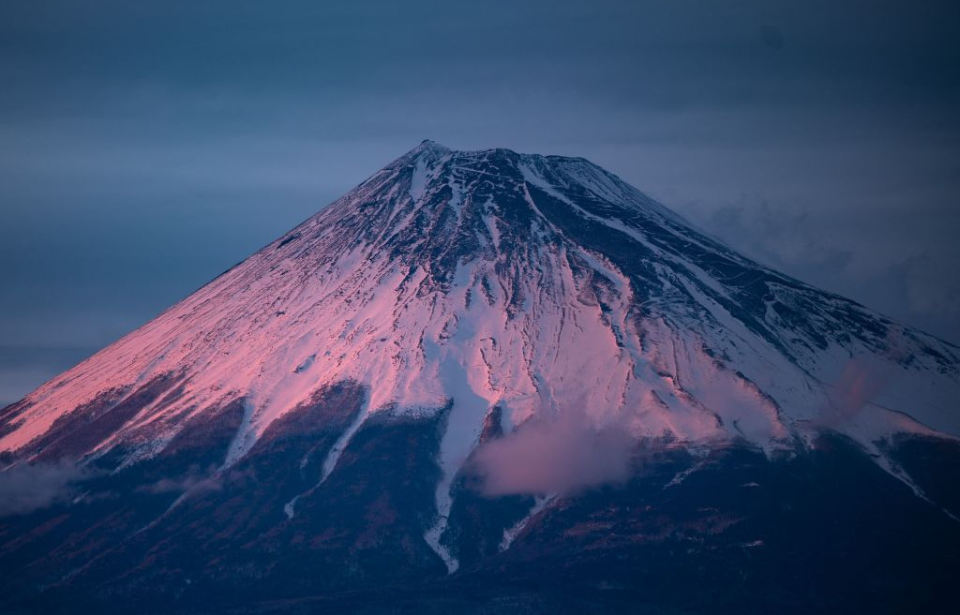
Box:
[2,141,958,481]
[2,142,958,608]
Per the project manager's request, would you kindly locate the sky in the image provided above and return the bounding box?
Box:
[1,0,958,405]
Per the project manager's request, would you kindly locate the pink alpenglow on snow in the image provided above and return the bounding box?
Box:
[1,141,958,520]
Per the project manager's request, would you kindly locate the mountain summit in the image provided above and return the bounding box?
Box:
[1,143,958,614]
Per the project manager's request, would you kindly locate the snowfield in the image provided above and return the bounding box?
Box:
[1,141,958,568]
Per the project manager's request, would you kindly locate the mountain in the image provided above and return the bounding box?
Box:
[1,141,958,614]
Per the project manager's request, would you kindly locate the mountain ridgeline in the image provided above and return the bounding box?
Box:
[1,142,958,614]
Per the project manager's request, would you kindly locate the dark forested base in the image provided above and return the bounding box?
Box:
[2,429,957,615]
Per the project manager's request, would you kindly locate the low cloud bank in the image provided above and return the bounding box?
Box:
[471,408,636,497]
[137,465,223,495]
[0,462,92,517]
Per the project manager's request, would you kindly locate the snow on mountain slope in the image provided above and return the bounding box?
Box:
[1,141,958,521]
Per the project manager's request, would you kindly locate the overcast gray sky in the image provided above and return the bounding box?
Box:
[1,0,959,405]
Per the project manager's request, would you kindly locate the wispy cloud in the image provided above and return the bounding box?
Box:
[0,462,93,517]
[136,465,223,495]
[471,408,636,496]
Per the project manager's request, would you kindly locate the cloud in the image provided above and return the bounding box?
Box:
[137,465,222,495]
[825,356,894,423]
[676,195,960,345]
[696,198,855,275]
[470,408,637,497]
[823,332,905,424]
[0,462,92,517]
[894,254,960,330]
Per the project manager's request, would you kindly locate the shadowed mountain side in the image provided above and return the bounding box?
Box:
[1,142,958,613]
[2,433,957,614]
